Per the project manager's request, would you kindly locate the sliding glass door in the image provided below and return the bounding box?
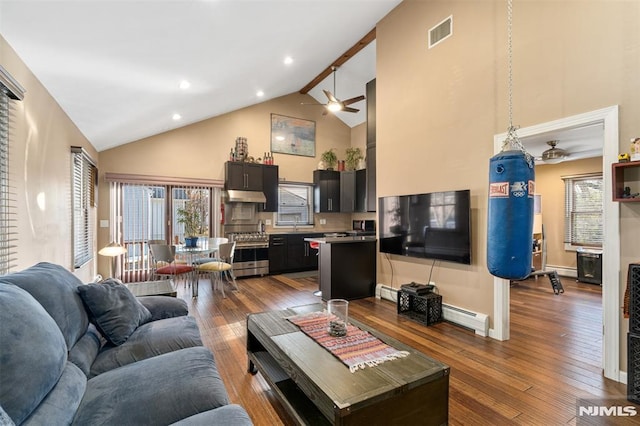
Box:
[109,179,220,282]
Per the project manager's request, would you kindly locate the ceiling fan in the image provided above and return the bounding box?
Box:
[541,140,569,163]
[304,66,365,115]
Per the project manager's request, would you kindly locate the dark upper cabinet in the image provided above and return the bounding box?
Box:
[225,162,263,191]
[340,169,367,213]
[366,78,376,147]
[314,170,341,213]
[261,164,279,212]
[366,79,377,212]
[355,169,367,212]
[366,146,376,212]
[340,171,356,213]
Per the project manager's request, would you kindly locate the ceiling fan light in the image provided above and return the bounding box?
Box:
[327,102,342,112]
[541,140,569,163]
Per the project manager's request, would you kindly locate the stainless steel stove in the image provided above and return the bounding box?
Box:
[226,231,269,277]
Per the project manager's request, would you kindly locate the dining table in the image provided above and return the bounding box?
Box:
[175,240,219,297]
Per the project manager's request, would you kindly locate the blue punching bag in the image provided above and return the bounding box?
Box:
[487,150,535,280]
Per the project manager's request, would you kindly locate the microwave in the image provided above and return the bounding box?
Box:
[353,220,375,232]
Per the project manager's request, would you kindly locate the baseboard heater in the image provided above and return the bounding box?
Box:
[375,283,489,337]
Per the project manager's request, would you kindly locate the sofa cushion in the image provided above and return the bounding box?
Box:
[67,324,103,377]
[170,404,253,426]
[21,362,86,426]
[0,284,67,425]
[73,347,230,426]
[77,280,152,345]
[89,315,203,377]
[138,295,189,320]
[0,262,89,349]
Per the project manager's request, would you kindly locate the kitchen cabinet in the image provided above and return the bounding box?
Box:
[288,233,321,270]
[268,233,322,274]
[612,160,640,202]
[261,164,279,212]
[340,169,367,213]
[314,170,340,213]
[268,235,287,274]
[366,78,376,212]
[225,161,263,191]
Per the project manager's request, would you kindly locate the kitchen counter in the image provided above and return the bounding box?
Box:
[304,236,376,244]
[303,236,376,301]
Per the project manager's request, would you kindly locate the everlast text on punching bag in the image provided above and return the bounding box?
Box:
[487,150,535,280]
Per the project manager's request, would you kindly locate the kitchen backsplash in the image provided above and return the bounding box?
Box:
[256,212,375,233]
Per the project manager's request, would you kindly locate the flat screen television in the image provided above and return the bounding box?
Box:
[378,189,471,264]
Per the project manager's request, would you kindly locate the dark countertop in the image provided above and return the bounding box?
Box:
[303,236,377,244]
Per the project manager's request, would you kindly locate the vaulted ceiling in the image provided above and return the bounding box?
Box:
[0,0,402,151]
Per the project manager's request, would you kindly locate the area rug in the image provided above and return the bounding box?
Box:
[287,311,409,372]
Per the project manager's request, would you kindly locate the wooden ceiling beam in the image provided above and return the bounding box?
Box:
[299,27,376,94]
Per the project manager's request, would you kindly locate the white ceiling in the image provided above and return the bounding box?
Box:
[0,0,401,152]
[520,123,604,165]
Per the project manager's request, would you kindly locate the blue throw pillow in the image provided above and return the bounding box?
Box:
[77,280,152,345]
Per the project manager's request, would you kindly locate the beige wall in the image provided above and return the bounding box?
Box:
[536,157,603,269]
[376,0,640,331]
[1,35,98,282]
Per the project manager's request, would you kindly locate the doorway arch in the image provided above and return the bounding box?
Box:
[491,105,620,381]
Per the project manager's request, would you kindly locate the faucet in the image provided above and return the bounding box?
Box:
[293,216,298,232]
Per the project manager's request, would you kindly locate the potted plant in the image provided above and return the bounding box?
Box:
[176,191,208,247]
[320,148,338,170]
[345,147,364,171]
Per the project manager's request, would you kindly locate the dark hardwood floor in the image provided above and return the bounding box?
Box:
[172,273,632,425]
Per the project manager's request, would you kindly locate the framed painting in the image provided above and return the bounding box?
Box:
[270,114,316,157]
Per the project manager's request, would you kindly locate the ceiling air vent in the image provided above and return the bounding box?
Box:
[429,15,453,49]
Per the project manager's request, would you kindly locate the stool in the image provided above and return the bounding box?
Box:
[309,241,321,297]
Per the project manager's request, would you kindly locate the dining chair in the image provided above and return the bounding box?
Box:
[196,242,237,298]
[192,237,228,266]
[149,243,194,286]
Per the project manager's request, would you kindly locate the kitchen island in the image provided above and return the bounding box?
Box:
[303,236,376,301]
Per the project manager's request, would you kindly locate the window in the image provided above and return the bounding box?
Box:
[277,182,314,226]
[72,147,97,269]
[563,173,603,248]
[0,66,25,274]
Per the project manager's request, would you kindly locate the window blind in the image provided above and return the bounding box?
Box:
[0,66,25,274]
[72,147,97,269]
[563,173,603,247]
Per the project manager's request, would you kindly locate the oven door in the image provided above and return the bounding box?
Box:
[233,246,269,277]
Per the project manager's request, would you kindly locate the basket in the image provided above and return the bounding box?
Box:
[397,290,443,326]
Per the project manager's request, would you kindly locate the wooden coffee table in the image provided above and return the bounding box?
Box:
[247,304,449,425]
[125,280,176,297]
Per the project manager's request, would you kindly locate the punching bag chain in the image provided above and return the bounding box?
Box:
[501,0,534,168]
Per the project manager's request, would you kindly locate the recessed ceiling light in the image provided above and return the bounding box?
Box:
[179,80,190,90]
[172,113,182,121]
[284,56,293,65]
[256,90,264,97]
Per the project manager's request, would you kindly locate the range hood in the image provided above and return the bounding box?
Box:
[225,190,266,204]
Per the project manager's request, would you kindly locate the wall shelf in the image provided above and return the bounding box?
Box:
[612,160,640,202]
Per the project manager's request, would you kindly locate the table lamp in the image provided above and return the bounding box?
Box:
[98,241,127,279]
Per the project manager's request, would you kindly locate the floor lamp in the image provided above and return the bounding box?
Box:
[98,242,127,279]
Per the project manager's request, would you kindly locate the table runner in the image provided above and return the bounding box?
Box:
[287,311,409,372]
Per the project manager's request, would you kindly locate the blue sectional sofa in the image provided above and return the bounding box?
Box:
[0,262,252,425]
